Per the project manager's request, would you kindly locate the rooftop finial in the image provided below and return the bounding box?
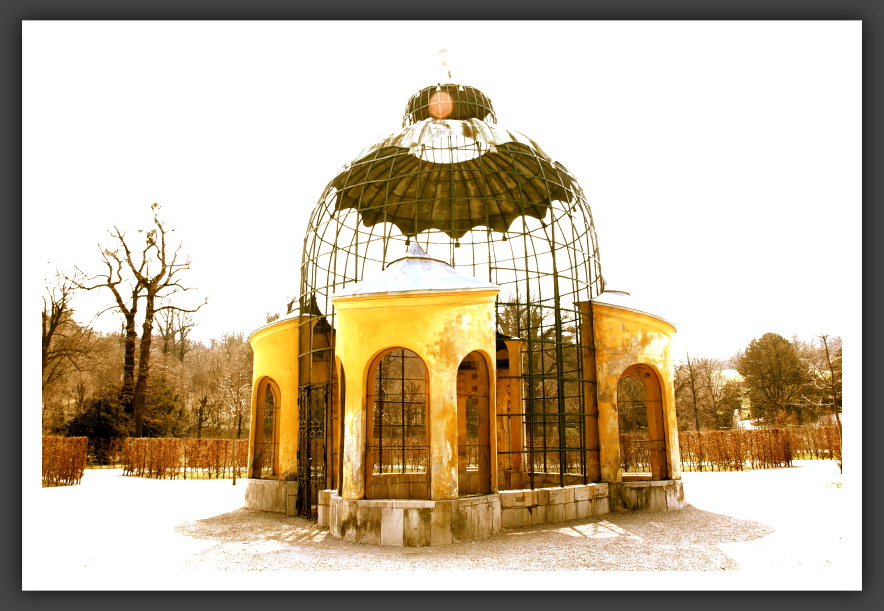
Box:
[439,48,453,81]
[406,240,431,258]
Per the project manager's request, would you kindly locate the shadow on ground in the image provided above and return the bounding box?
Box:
[174,504,775,571]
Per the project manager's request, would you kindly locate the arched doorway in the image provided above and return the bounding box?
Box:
[365,348,429,499]
[618,364,668,480]
[251,377,280,478]
[458,351,491,496]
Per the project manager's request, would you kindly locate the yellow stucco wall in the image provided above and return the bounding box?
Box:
[589,301,681,483]
[249,296,678,494]
[248,316,301,479]
[332,289,499,501]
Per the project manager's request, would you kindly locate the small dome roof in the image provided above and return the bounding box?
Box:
[402,84,497,126]
[328,82,580,240]
[332,242,499,299]
[592,287,677,329]
[593,290,632,307]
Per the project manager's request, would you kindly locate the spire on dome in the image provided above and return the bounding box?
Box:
[406,241,432,258]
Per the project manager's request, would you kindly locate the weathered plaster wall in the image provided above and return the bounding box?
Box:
[332,289,499,501]
[588,302,680,483]
[248,316,300,479]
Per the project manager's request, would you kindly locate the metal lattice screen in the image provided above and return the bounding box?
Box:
[518,337,588,484]
[364,348,429,500]
[368,348,429,475]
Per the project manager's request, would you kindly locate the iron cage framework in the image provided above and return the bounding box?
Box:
[295,83,605,514]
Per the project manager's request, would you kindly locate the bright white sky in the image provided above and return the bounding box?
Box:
[24,21,860,361]
[22,21,862,591]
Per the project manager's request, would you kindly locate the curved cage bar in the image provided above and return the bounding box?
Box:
[296,83,605,496]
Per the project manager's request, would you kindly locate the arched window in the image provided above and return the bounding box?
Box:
[252,378,279,478]
[458,351,491,496]
[618,375,649,475]
[365,348,429,499]
[618,364,668,480]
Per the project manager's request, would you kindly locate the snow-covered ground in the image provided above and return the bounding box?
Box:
[23,459,859,590]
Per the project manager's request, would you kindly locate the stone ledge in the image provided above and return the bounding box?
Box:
[328,494,501,546]
[499,483,608,509]
[499,496,611,529]
[321,480,683,544]
[617,479,677,487]
[497,483,612,529]
[609,479,685,513]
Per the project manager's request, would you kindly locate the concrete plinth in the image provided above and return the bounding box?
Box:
[243,479,299,516]
[497,483,611,528]
[323,493,500,546]
[247,478,684,541]
[314,480,684,545]
[609,479,685,512]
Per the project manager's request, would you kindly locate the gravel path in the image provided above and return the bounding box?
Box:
[23,460,859,590]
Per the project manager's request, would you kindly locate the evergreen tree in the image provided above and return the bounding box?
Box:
[735,333,809,426]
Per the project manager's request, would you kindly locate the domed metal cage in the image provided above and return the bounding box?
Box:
[294,83,605,514]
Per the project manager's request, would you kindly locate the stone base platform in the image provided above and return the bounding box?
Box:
[319,492,500,546]
[245,478,686,546]
[243,478,299,516]
[609,479,685,512]
[498,483,610,529]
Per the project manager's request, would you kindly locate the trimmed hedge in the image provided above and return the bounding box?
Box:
[677,428,793,471]
[788,425,841,460]
[121,438,249,479]
[621,426,840,472]
[43,436,87,486]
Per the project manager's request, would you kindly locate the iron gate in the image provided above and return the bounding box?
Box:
[297,384,329,518]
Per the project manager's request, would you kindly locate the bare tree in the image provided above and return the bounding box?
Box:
[168,334,251,440]
[818,334,842,434]
[797,334,842,432]
[705,368,743,429]
[181,343,224,438]
[42,274,92,392]
[156,306,196,361]
[675,355,743,431]
[75,204,206,436]
[675,354,704,432]
[42,276,134,434]
[216,333,253,439]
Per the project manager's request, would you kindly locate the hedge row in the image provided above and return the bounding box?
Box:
[619,434,652,473]
[47,425,841,484]
[620,426,842,472]
[788,425,842,460]
[121,438,249,479]
[42,436,87,486]
[677,429,794,471]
